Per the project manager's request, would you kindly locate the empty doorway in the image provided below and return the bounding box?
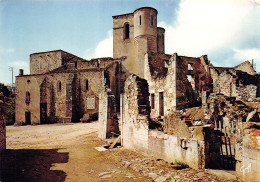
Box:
[159,92,164,116]
[25,111,31,125]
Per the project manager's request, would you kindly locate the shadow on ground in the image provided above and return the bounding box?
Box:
[0,149,69,182]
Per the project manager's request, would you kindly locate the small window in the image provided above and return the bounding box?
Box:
[188,63,193,70]
[124,23,130,39]
[26,91,30,105]
[151,93,155,109]
[139,15,142,25]
[104,71,110,88]
[86,80,89,91]
[151,15,154,26]
[58,81,62,92]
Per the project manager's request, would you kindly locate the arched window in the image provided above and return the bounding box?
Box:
[124,23,130,39]
[26,91,30,105]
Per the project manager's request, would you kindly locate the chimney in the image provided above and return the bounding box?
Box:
[19,69,24,76]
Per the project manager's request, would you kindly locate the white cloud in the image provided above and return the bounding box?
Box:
[0,48,15,53]
[9,60,30,76]
[233,48,260,71]
[159,0,260,71]
[83,30,113,60]
[10,61,29,69]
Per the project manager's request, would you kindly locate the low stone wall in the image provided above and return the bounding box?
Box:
[122,116,204,169]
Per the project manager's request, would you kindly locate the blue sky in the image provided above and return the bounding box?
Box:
[0,0,259,85]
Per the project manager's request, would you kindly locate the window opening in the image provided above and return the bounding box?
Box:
[139,15,142,25]
[159,92,164,116]
[188,63,193,70]
[26,91,30,105]
[86,80,89,91]
[151,93,155,109]
[151,15,154,26]
[187,75,195,90]
[104,71,110,88]
[124,23,130,39]
[58,81,62,92]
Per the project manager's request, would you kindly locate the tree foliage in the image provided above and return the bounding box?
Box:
[0,83,15,125]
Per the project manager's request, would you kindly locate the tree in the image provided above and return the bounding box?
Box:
[0,83,15,125]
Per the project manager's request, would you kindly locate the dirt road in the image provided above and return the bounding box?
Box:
[3,122,151,182]
[2,122,235,182]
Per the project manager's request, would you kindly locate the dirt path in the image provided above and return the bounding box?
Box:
[3,122,151,182]
[3,122,235,182]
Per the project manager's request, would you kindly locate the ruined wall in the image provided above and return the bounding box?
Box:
[234,61,256,75]
[236,123,260,182]
[213,70,259,101]
[98,90,108,139]
[147,130,205,169]
[144,53,176,118]
[144,52,211,118]
[77,58,115,70]
[122,74,150,150]
[213,72,235,97]
[121,74,207,169]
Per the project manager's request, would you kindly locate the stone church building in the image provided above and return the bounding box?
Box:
[15,7,259,181]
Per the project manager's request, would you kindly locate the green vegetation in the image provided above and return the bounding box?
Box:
[0,83,15,125]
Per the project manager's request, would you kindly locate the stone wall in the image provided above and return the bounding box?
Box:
[144,52,212,118]
[144,53,176,118]
[98,90,119,139]
[234,61,256,75]
[30,50,83,75]
[235,122,260,182]
[77,58,115,70]
[121,74,208,169]
[213,70,259,102]
[113,13,139,76]
[16,61,112,125]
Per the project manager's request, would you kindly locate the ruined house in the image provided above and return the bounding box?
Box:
[15,7,260,181]
[97,7,260,181]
